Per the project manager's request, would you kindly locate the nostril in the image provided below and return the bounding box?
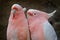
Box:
[28,12,33,16]
[11,4,23,11]
[11,5,19,11]
[12,7,18,11]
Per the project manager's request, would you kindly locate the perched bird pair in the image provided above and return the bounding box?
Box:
[7,4,57,40]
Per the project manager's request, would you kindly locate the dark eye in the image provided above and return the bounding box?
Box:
[33,13,36,16]
[11,9,16,14]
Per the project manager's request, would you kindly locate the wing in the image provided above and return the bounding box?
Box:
[43,21,57,40]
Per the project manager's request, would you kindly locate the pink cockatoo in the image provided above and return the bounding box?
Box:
[27,9,57,40]
[7,4,30,40]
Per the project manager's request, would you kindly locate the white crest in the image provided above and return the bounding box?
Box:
[48,10,56,18]
[23,8,27,12]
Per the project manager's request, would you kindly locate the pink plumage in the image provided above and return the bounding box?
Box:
[7,4,30,40]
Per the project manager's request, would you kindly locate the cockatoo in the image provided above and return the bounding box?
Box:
[27,9,57,40]
[7,4,30,40]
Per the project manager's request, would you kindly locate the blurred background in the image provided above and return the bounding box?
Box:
[0,0,60,40]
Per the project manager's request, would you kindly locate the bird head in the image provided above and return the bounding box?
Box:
[27,9,49,19]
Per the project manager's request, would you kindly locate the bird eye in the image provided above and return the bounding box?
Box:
[33,13,36,16]
[11,9,16,14]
